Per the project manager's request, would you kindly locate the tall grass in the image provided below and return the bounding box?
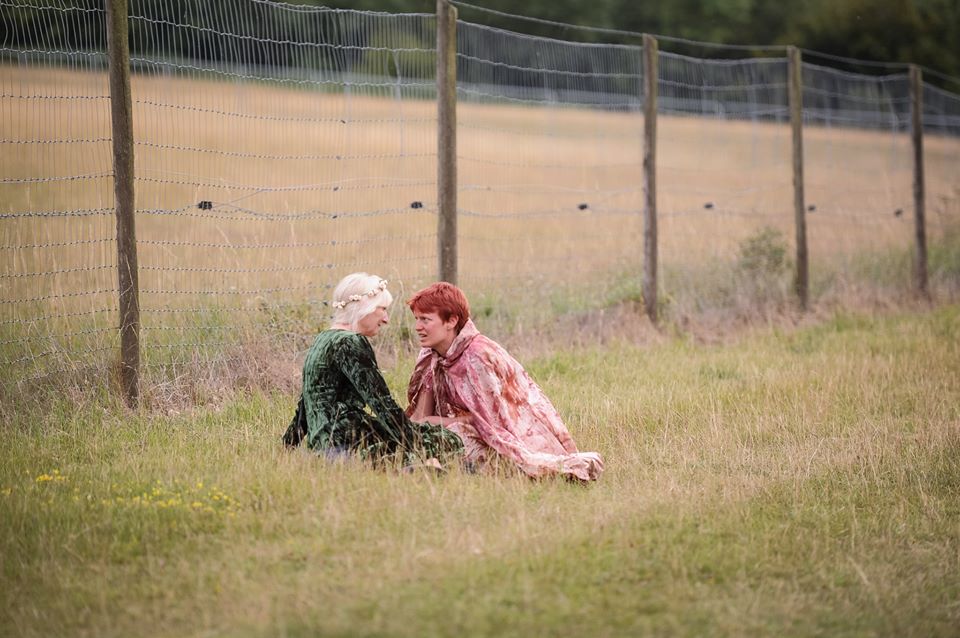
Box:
[2,304,958,637]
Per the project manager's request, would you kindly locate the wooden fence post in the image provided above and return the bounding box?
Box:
[642,34,658,323]
[106,0,140,407]
[436,0,458,284]
[909,65,929,299]
[787,46,808,310]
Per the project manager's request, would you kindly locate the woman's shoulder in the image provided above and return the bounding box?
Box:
[464,334,519,367]
[313,329,370,352]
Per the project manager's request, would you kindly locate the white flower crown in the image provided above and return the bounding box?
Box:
[332,279,388,310]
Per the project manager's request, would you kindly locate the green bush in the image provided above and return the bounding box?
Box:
[735,227,792,305]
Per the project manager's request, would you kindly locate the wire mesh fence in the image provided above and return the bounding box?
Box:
[923,83,960,273]
[124,0,440,389]
[455,20,645,319]
[1,0,959,403]
[800,64,914,295]
[656,51,794,315]
[0,0,117,394]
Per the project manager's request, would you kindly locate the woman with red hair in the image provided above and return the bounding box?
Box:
[406,282,603,481]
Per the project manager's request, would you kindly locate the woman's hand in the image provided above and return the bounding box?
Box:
[424,413,473,427]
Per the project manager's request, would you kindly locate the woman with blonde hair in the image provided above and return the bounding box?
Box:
[406,282,603,481]
[283,273,462,466]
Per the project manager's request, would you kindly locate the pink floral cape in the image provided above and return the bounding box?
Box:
[406,319,603,481]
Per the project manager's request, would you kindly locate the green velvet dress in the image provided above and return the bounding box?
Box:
[284,329,462,464]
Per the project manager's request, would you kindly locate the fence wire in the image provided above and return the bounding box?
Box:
[125,0,439,379]
[655,51,794,314]
[0,0,117,393]
[1,0,959,401]
[800,64,915,294]
[923,83,960,258]
[455,21,644,315]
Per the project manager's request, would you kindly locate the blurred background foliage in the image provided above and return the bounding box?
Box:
[2,0,957,88]
[326,0,960,85]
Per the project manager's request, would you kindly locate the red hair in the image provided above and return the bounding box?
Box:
[407,282,470,333]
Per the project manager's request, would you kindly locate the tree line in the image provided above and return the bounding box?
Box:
[336,0,960,88]
[2,0,957,90]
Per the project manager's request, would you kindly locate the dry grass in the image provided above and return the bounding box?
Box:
[1,64,959,402]
[1,304,958,637]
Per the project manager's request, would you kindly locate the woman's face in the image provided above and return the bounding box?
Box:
[413,310,458,354]
[356,305,389,337]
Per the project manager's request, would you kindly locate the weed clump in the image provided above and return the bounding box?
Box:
[735,226,792,306]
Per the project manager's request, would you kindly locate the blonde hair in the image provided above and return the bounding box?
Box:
[331,272,393,330]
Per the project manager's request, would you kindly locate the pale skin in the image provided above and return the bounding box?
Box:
[409,310,473,427]
[331,304,390,338]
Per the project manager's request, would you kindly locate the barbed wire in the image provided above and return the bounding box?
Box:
[800,49,911,72]
[140,298,333,315]
[460,184,642,195]
[0,238,113,250]
[133,99,437,125]
[0,264,114,279]
[139,233,434,250]
[461,231,635,243]
[0,1,102,13]
[0,208,113,219]
[657,78,788,92]
[141,342,235,351]
[1,137,110,144]
[802,60,910,82]
[0,327,116,347]
[458,85,637,108]
[0,173,112,184]
[133,176,435,194]
[140,263,357,275]
[135,204,434,222]
[0,94,109,100]
[461,261,635,283]
[135,140,433,162]
[459,155,640,169]
[0,308,116,327]
[134,99,434,125]
[457,120,640,141]
[131,56,434,90]
[0,46,105,60]
[3,345,115,367]
[459,207,639,219]
[1,289,117,306]
[457,51,640,79]
[129,14,433,54]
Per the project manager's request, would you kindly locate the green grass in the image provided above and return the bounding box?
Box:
[2,305,959,637]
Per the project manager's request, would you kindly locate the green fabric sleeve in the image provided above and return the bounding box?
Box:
[335,335,415,446]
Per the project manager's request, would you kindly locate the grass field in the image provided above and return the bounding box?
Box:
[2,64,960,395]
[2,303,958,637]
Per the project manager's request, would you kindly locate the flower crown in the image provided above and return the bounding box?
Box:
[332,279,388,310]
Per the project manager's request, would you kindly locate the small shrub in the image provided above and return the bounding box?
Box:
[737,227,790,279]
[735,227,792,306]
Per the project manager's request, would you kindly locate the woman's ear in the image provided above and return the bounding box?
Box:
[445,314,460,331]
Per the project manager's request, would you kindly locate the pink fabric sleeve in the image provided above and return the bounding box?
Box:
[451,340,603,481]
